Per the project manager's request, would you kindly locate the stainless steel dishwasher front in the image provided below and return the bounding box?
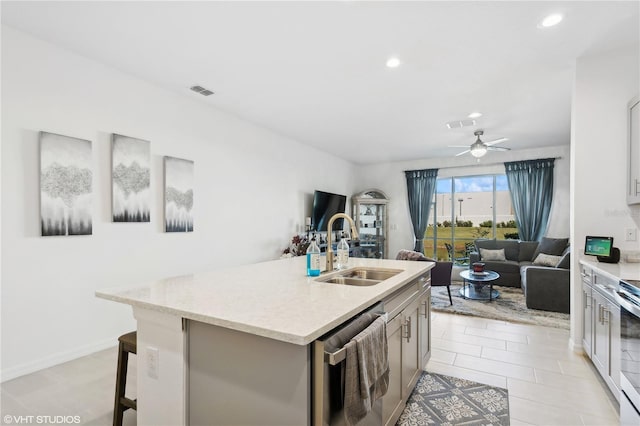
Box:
[311,302,385,426]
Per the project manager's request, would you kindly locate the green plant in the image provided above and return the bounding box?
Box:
[455,219,473,227]
[504,220,517,228]
[479,220,493,228]
[472,228,490,238]
[503,232,519,240]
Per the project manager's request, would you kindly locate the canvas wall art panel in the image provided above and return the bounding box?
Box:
[164,156,194,232]
[40,132,92,236]
[112,134,151,222]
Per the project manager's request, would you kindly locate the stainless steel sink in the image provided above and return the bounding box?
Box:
[316,267,402,286]
[340,268,401,281]
[322,277,382,286]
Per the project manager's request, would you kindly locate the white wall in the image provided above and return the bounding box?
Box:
[0,27,357,380]
[355,145,571,258]
[570,45,640,349]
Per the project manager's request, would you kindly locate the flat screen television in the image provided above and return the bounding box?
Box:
[584,236,613,257]
[311,190,347,232]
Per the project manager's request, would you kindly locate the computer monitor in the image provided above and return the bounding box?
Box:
[584,236,613,257]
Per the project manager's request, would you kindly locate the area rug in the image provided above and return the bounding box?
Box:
[431,284,570,330]
[397,371,510,426]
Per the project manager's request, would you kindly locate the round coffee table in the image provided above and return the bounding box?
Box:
[459,270,500,301]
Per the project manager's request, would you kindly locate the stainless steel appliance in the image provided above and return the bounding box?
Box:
[616,279,640,425]
[313,302,386,426]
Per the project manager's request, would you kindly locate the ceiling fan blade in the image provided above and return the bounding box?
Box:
[485,137,508,146]
[455,149,470,157]
[487,146,511,151]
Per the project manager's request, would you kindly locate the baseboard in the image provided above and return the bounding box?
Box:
[568,337,583,353]
[1,336,119,383]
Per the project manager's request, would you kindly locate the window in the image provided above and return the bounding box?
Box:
[424,174,517,263]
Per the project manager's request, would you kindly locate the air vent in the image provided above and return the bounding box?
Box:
[190,85,214,96]
[446,119,476,129]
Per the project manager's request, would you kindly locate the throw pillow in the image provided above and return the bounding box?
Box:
[519,241,539,262]
[533,253,563,267]
[479,248,506,261]
[556,251,571,269]
[396,250,429,261]
[475,239,497,252]
[532,237,569,260]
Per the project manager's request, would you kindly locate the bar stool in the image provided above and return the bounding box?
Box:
[113,331,137,426]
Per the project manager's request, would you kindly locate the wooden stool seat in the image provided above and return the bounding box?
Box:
[113,331,137,426]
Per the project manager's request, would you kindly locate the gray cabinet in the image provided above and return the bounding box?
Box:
[401,297,421,398]
[592,290,609,374]
[608,301,621,393]
[627,95,640,205]
[581,264,620,402]
[581,266,593,357]
[383,314,404,425]
[382,276,431,426]
[419,290,431,369]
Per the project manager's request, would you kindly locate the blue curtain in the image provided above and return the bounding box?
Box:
[504,158,555,241]
[405,169,438,253]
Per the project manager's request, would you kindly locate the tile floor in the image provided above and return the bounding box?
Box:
[1,348,137,425]
[0,312,619,425]
[428,312,619,426]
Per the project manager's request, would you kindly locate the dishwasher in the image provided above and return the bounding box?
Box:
[312,302,386,426]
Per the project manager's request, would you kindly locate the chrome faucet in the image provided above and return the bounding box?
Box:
[325,213,360,272]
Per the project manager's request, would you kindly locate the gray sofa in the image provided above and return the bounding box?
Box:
[521,259,570,314]
[468,239,539,287]
[468,238,571,313]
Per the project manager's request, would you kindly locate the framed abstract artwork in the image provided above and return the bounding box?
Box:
[163,156,194,232]
[40,132,92,236]
[112,134,151,222]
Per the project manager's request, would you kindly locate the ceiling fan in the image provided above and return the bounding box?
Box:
[450,130,510,158]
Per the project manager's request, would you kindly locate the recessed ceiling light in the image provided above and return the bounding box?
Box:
[386,57,401,68]
[539,13,563,28]
[468,112,483,119]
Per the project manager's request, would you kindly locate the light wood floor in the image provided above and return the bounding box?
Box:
[1,312,619,425]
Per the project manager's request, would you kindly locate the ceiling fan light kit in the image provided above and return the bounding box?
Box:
[452,129,511,158]
[470,142,488,158]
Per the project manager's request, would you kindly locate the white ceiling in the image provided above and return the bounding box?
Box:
[2,1,638,164]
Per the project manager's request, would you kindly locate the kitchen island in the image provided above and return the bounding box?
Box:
[96,256,432,425]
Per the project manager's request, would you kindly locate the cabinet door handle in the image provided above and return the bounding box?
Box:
[603,307,609,324]
[403,317,412,343]
[598,304,603,324]
[422,301,429,319]
[635,179,640,196]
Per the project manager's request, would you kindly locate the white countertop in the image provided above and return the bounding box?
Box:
[579,256,640,282]
[96,257,432,346]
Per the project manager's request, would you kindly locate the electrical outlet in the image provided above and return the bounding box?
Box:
[147,346,159,379]
[626,228,638,242]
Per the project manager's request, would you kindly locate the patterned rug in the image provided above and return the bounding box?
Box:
[397,371,510,426]
[431,284,570,330]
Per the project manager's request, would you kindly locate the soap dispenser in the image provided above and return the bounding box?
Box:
[337,232,350,270]
[306,236,321,277]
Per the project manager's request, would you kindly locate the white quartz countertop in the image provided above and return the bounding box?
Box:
[96,257,432,345]
[579,257,640,282]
